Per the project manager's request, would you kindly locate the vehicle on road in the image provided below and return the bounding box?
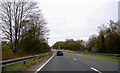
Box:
[56,51,63,56]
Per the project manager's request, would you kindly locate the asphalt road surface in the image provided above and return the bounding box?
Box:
[37,52,119,73]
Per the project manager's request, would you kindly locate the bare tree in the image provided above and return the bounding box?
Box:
[0,0,48,53]
[21,12,49,42]
[0,1,13,51]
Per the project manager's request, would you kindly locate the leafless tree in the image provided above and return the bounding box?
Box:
[0,0,48,53]
[0,1,13,51]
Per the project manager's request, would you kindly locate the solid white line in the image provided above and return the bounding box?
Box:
[35,53,55,73]
[90,67,102,73]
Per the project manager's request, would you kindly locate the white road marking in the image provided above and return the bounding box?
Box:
[35,53,55,73]
[73,58,76,61]
[90,67,102,73]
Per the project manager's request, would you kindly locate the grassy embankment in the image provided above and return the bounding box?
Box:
[2,45,52,71]
[64,51,120,63]
[4,54,52,71]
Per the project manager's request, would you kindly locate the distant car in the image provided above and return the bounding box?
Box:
[56,51,63,56]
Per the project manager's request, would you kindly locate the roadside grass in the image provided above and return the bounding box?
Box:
[64,51,120,63]
[77,53,120,63]
[4,54,52,71]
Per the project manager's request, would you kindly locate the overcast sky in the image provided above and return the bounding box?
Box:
[0,0,118,46]
[34,0,119,46]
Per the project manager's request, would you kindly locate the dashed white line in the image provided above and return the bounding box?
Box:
[90,67,102,73]
[35,53,55,73]
[73,58,76,61]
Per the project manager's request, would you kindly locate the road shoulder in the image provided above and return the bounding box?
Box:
[24,54,52,71]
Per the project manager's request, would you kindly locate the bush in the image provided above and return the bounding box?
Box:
[18,38,51,55]
[2,45,13,60]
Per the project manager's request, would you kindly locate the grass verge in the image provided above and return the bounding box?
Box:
[4,53,52,71]
[64,51,120,63]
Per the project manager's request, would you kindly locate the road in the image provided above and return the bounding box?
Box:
[37,52,119,73]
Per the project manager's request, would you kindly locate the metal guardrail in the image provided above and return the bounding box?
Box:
[70,51,120,57]
[0,53,52,72]
[96,53,120,57]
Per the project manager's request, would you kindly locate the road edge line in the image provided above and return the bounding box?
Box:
[35,53,55,73]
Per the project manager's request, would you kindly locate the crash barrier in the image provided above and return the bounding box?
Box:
[69,51,120,57]
[0,53,52,72]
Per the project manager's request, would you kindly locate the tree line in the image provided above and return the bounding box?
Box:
[53,20,120,54]
[52,39,86,51]
[0,0,50,57]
